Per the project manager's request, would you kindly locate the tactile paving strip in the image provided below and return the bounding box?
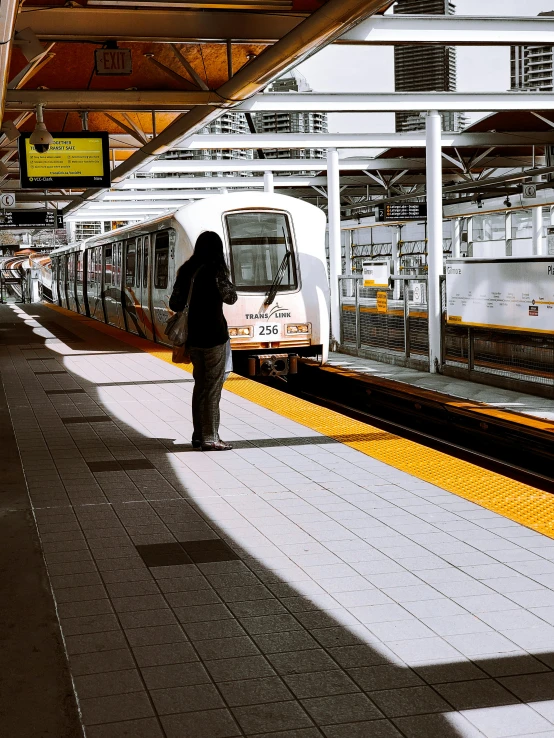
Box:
[45,303,554,539]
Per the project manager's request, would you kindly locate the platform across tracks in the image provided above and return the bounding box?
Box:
[4,302,554,738]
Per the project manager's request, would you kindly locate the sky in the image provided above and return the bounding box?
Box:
[297,1,554,135]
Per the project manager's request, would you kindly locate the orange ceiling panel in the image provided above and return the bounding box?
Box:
[10,42,267,96]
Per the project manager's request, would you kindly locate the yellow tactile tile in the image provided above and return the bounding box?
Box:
[45,302,554,539]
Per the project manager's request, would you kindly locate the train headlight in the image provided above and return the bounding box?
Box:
[229,326,253,337]
[286,323,311,335]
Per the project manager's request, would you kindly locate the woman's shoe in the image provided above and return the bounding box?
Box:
[192,440,201,449]
[201,441,233,451]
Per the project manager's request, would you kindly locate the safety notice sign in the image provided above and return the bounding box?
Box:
[446,258,554,334]
[18,132,111,188]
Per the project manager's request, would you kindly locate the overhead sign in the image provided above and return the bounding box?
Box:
[95,48,132,76]
[362,260,390,288]
[375,202,427,222]
[18,132,111,189]
[446,258,554,334]
[0,210,63,229]
[1,193,15,208]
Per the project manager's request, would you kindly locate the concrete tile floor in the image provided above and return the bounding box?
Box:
[2,303,554,737]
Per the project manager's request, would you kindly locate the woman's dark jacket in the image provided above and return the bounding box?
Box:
[169,261,238,348]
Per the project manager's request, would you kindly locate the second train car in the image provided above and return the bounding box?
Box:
[49,192,330,376]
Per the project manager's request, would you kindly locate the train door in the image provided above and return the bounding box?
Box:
[76,251,85,314]
[88,247,103,320]
[61,254,70,309]
[123,239,140,334]
[67,253,77,311]
[52,257,59,304]
[103,244,119,326]
[137,234,154,340]
[151,230,171,342]
[112,242,124,329]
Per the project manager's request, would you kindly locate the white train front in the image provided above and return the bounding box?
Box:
[49,192,330,376]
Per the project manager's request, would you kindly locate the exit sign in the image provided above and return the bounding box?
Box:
[95,48,132,76]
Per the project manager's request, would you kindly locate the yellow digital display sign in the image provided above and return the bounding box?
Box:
[19,132,110,188]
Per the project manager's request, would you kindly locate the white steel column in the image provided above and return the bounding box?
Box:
[532,177,545,255]
[505,211,512,256]
[327,147,342,348]
[263,170,274,194]
[426,110,443,373]
[451,218,461,258]
[391,226,401,299]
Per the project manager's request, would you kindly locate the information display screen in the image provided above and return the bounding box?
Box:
[375,203,427,222]
[18,132,111,188]
[0,211,64,229]
[446,258,554,334]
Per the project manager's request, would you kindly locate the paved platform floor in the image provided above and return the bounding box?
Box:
[3,303,554,738]
[329,353,554,422]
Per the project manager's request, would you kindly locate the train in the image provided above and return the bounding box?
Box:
[47,192,330,377]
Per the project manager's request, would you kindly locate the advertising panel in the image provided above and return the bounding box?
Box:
[446,258,554,334]
[18,132,111,188]
[362,260,390,288]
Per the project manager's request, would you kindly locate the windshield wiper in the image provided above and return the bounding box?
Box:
[264,250,291,307]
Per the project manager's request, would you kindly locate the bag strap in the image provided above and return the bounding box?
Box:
[184,266,202,309]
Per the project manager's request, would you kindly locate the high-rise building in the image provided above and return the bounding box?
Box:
[255,70,328,161]
[394,0,466,132]
[511,12,554,91]
[159,111,253,178]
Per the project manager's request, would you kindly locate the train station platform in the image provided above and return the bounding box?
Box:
[327,354,554,423]
[4,302,554,738]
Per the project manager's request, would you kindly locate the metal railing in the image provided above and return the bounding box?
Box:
[339,274,429,366]
[0,271,27,303]
[339,275,554,393]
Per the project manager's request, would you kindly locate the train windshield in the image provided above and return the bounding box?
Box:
[226,211,297,292]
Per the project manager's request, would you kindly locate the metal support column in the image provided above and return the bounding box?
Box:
[391,226,401,300]
[263,170,274,194]
[451,218,461,258]
[327,147,341,348]
[426,110,443,374]
[533,176,545,255]
[505,210,512,256]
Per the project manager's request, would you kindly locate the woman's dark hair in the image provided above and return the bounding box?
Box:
[188,231,229,276]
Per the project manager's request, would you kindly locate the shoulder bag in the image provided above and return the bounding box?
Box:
[165,267,201,363]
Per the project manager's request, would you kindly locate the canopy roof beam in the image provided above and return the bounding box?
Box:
[238,92,554,113]
[179,131,554,149]
[339,14,554,46]
[17,10,554,46]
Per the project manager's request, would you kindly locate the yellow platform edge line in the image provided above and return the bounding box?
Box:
[45,303,554,539]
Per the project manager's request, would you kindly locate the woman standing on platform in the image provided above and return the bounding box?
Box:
[169,231,237,451]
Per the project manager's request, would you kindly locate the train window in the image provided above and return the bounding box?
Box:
[77,253,83,284]
[154,232,169,290]
[105,246,113,287]
[68,253,75,281]
[143,236,150,287]
[126,242,136,286]
[226,211,297,293]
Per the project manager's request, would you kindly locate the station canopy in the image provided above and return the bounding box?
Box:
[2,2,554,223]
